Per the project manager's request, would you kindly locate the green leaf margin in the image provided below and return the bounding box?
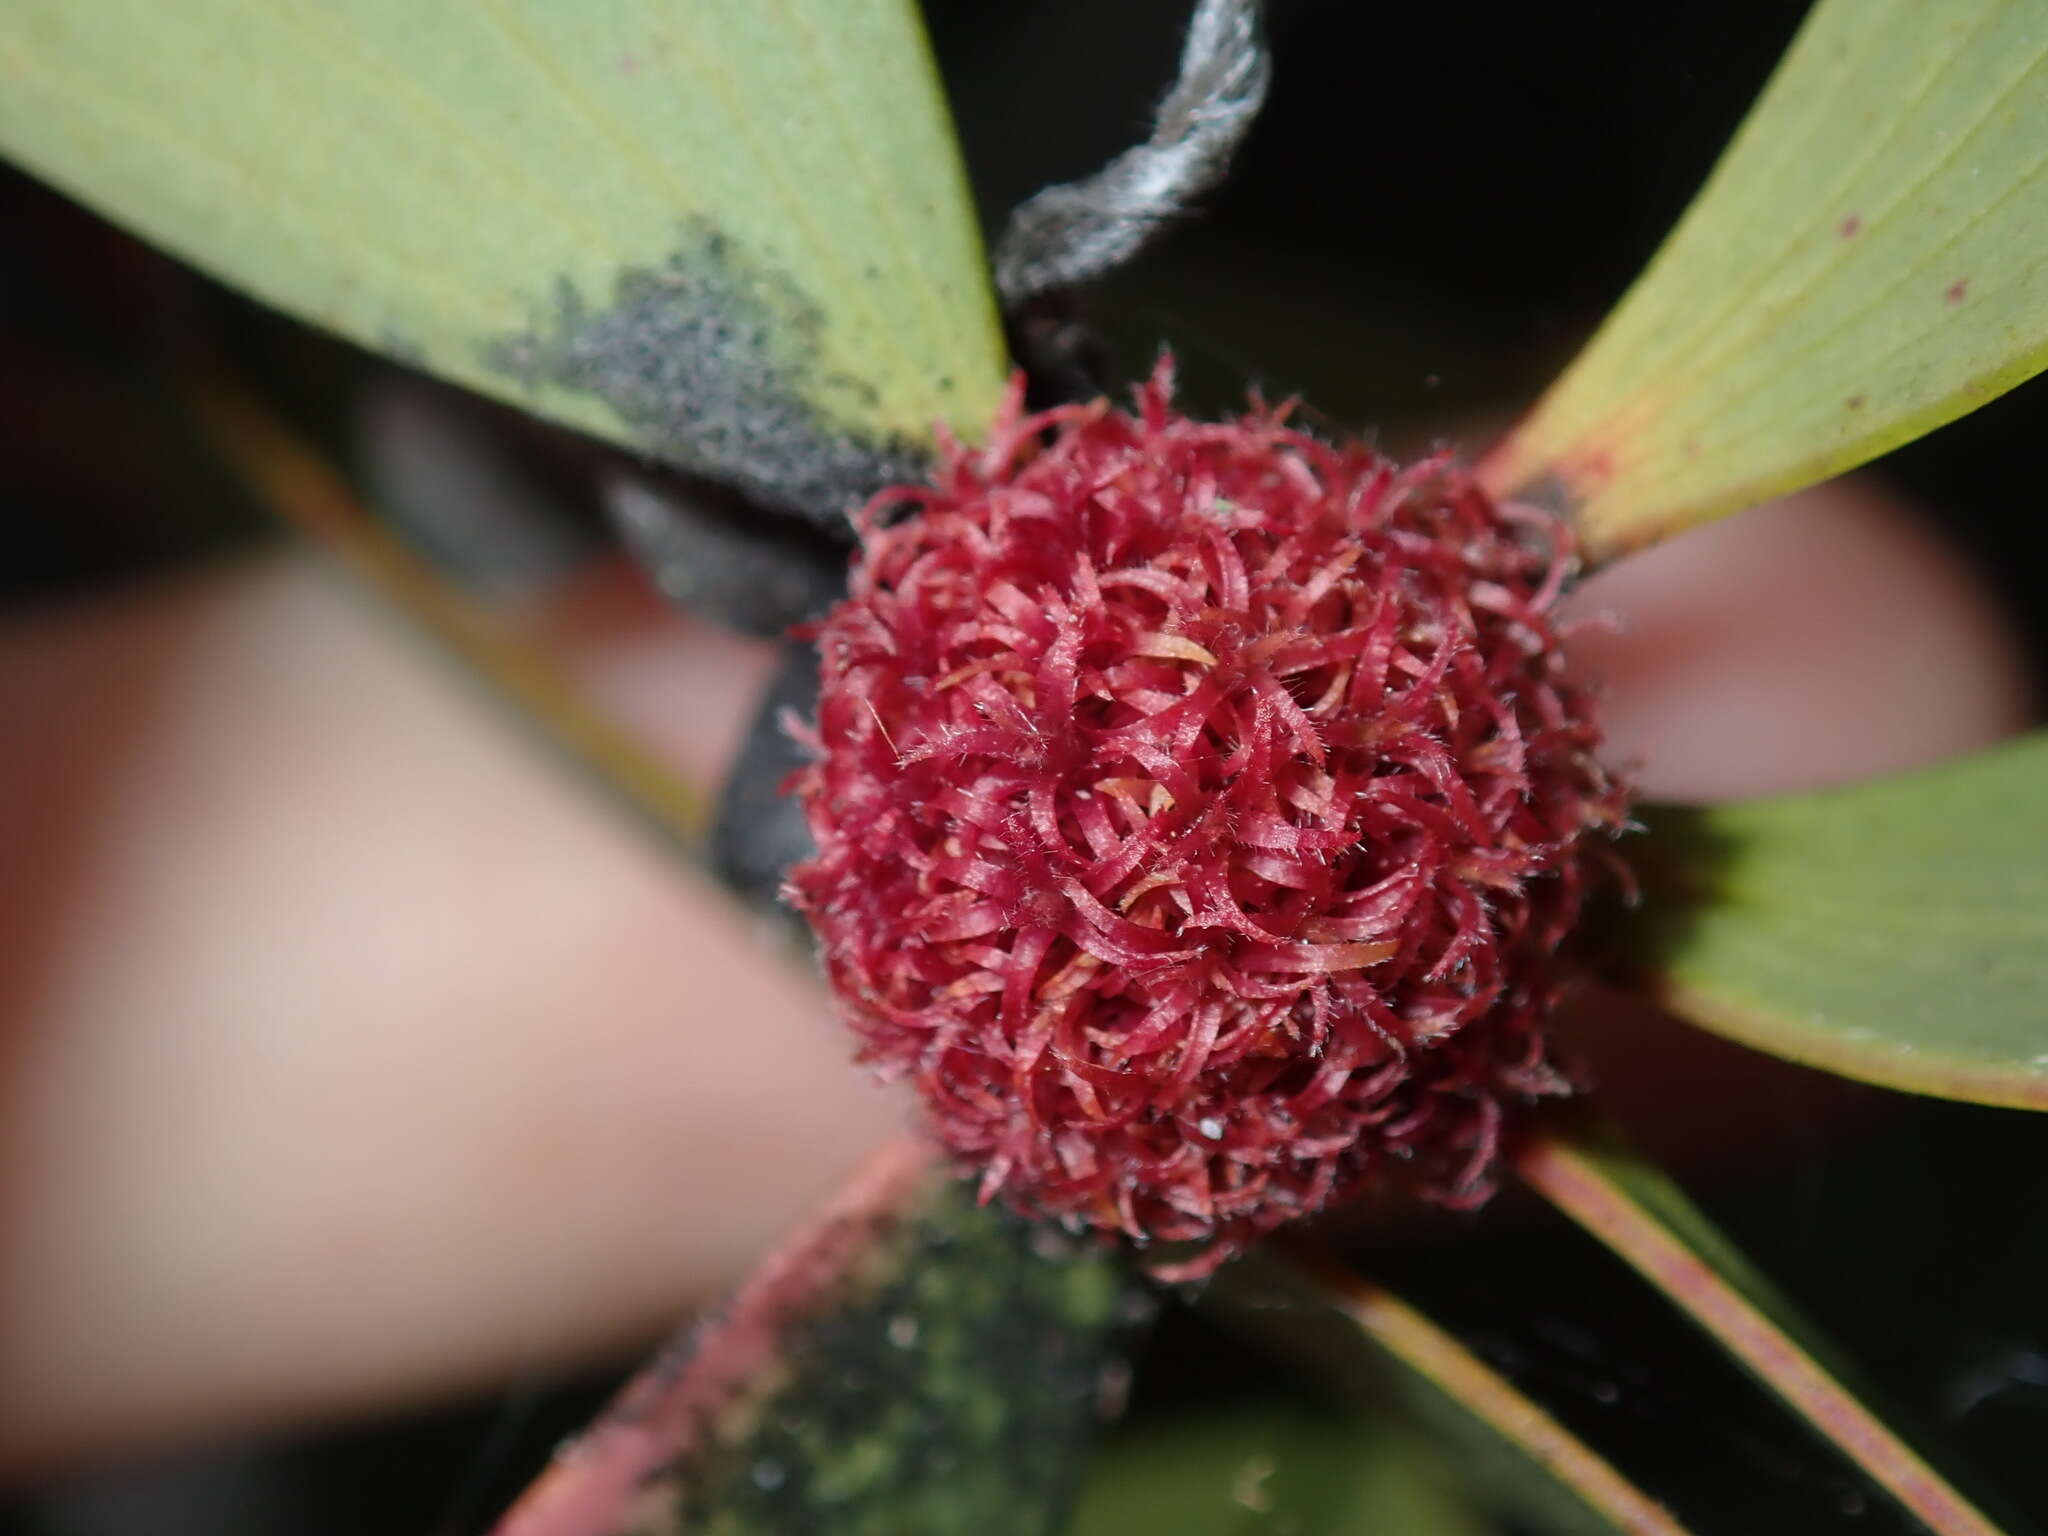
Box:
[1484,0,2048,561]
[1625,731,2048,1111]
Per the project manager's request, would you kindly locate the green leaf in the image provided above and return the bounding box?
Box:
[0,0,1008,519]
[1482,0,2048,562]
[1518,1121,2024,1536]
[496,1140,1139,1536]
[1625,731,2048,1111]
[1070,1401,1492,1536]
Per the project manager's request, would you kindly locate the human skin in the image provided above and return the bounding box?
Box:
[0,478,2030,1473]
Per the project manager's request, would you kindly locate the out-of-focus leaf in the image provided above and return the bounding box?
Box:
[493,1138,1139,1536]
[1070,1400,1492,1536]
[1208,1251,1692,1536]
[196,377,713,853]
[1626,731,2048,1111]
[1518,1122,2022,1536]
[1482,0,2048,562]
[0,0,1007,520]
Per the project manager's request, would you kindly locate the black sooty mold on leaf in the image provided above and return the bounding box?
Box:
[658,1176,1144,1536]
[485,222,926,526]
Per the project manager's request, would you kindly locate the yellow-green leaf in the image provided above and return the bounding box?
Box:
[1483,0,2048,562]
[0,0,1008,518]
[1628,732,2048,1110]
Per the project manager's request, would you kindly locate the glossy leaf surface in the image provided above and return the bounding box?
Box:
[1484,0,2048,561]
[1209,1251,1690,1535]
[1518,1123,2020,1536]
[1629,731,2048,1110]
[0,0,1008,518]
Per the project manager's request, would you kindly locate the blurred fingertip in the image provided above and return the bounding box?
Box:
[1564,477,2034,803]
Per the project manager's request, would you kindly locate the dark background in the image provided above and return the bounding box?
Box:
[2,1,2044,1531]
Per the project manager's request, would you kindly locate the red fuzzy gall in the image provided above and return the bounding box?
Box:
[786,361,1627,1272]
